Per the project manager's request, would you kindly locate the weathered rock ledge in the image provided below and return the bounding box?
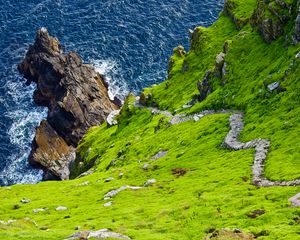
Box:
[18,28,119,180]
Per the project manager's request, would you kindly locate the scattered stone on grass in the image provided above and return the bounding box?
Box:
[66,228,131,239]
[56,206,68,211]
[150,151,168,160]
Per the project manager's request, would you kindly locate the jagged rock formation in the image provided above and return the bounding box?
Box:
[196,46,228,102]
[250,0,295,43]
[18,28,119,180]
[197,70,213,101]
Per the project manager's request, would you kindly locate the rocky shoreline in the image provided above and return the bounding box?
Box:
[18,28,119,180]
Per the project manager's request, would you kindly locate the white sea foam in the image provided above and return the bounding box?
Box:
[6,109,46,146]
[0,151,43,186]
[92,59,129,101]
[1,75,46,185]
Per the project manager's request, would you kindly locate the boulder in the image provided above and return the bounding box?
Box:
[18,28,119,180]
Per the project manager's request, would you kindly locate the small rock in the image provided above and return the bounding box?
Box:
[106,159,117,170]
[142,163,150,170]
[182,104,192,109]
[233,228,242,233]
[103,197,110,201]
[75,226,81,230]
[105,177,115,183]
[150,151,168,160]
[193,115,200,122]
[267,82,279,91]
[104,201,113,207]
[104,186,142,199]
[119,172,124,178]
[216,52,226,66]
[56,206,68,211]
[20,198,31,204]
[289,192,300,207]
[296,52,300,59]
[77,181,89,186]
[144,179,156,187]
[173,45,186,57]
[33,208,47,213]
[76,170,95,178]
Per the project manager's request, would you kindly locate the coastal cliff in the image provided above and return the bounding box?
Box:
[18,28,119,180]
[1,0,300,239]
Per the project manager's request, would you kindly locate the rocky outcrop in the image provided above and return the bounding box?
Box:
[29,121,75,180]
[189,27,209,54]
[250,0,295,43]
[18,28,119,180]
[197,70,213,101]
[293,7,300,43]
[196,46,228,102]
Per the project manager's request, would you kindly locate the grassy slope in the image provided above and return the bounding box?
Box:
[1,1,300,239]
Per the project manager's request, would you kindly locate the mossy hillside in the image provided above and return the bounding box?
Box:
[146,0,300,181]
[0,0,300,239]
[1,108,300,239]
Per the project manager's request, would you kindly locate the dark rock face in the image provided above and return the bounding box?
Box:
[197,70,213,101]
[294,7,300,43]
[18,28,119,180]
[196,45,228,102]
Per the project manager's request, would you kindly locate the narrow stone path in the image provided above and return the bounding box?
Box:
[136,102,300,187]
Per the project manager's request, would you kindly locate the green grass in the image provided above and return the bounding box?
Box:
[1,0,300,239]
[1,110,300,239]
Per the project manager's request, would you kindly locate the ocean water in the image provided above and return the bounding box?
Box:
[0,0,224,185]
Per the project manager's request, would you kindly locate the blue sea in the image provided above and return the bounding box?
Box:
[0,0,223,185]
